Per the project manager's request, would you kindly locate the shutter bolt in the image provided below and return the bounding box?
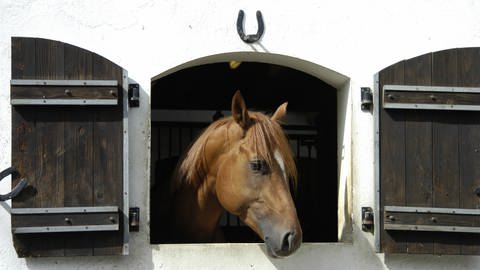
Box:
[387,94,394,100]
[64,218,72,225]
[430,95,436,101]
[109,216,116,223]
[430,217,437,223]
[64,89,72,96]
[387,215,395,221]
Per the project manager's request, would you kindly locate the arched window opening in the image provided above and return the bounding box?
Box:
[150,60,338,244]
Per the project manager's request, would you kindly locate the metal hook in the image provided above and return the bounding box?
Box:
[236,10,264,43]
[0,167,27,201]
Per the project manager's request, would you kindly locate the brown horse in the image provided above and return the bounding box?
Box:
[170,91,302,257]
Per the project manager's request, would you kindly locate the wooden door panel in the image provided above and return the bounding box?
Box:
[10,37,127,257]
[379,48,480,255]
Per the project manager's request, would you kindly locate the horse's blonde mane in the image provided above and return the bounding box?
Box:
[174,112,297,189]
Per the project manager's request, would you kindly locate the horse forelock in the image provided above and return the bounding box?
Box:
[174,112,297,189]
[246,112,298,188]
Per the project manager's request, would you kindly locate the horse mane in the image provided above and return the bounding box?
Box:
[174,112,297,190]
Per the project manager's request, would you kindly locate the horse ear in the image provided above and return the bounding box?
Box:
[232,90,251,129]
[271,102,288,122]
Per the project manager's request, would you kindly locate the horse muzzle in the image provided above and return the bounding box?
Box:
[262,224,302,258]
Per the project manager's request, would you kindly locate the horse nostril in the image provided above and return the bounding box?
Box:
[281,232,293,252]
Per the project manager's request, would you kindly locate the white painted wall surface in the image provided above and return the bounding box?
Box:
[1,0,480,269]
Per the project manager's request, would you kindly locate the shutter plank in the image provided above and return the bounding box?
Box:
[63,43,95,256]
[11,37,37,209]
[458,114,480,255]
[34,109,65,208]
[31,39,66,257]
[11,108,36,209]
[457,48,480,255]
[33,39,66,209]
[432,49,461,255]
[92,54,124,255]
[11,37,36,79]
[380,61,406,253]
[11,37,41,257]
[35,38,64,79]
[65,43,93,80]
[404,53,434,254]
[63,115,94,204]
[64,113,95,257]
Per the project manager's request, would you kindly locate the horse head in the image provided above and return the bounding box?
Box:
[215,91,302,257]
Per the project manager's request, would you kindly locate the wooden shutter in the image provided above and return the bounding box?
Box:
[376,48,480,255]
[10,37,129,257]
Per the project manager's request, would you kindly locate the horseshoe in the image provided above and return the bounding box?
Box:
[236,10,265,43]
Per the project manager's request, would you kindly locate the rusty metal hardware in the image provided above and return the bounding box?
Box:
[361,87,373,111]
[362,207,374,232]
[128,83,140,107]
[129,207,140,232]
[0,167,27,201]
[236,10,264,43]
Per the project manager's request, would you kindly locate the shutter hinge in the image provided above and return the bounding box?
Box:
[361,87,373,111]
[129,207,140,232]
[128,83,140,107]
[362,206,374,233]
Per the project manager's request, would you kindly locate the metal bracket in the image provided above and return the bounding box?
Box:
[383,84,480,111]
[362,207,374,233]
[236,10,265,43]
[0,167,27,201]
[11,79,119,106]
[128,83,140,107]
[12,206,120,234]
[361,87,373,111]
[129,207,139,232]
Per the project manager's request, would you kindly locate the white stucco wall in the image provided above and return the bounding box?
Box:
[1,0,480,269]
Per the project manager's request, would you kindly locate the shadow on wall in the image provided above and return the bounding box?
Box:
[266,226,385,270]
[266,227,480,270]
[385,253,480,270]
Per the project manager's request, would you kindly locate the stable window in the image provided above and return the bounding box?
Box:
[150,58,342,244]
[375,48,480,255]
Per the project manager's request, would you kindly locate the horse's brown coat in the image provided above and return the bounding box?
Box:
[170,91,302,257]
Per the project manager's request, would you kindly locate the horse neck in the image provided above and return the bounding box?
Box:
[172,121,239,242]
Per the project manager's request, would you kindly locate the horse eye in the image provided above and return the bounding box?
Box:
[250,160,269,174]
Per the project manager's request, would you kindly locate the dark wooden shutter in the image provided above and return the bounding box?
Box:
[10,37,129,257]
[377,48,480,255]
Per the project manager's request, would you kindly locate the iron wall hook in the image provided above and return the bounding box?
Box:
[0,167,27,201]
[236,10,264,43]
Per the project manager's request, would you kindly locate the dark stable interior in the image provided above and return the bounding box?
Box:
[150,61,338,243]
